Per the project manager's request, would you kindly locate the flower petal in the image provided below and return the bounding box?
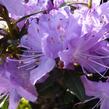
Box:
[30,57,55,84]
[16,85,37,102]
[101,99,109,109]
[8,89,21,109]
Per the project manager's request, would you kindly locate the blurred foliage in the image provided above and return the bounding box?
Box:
[1,98,31,109]
[30,68,87,109]
[24,67,99,109]
[1,100,8,109]
[17,98,31,109]
[29,67,100,109]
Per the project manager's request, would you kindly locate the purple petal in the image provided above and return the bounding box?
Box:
[58,49,73,68]
[42,35,63,58]
[101,99,109,109]
[30,57,55,84]
[8,89,21,109]
[0,0,26,17]
[16,85,37,102]
[81,76,98,97]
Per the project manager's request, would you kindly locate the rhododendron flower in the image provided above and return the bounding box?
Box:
[0,0,26,17]
[73,0,109,34]
[40,7,81,58]
[81,76,109,109]
[1,0,109,109]
[21,18,55,85]
[0,0,54,19]
[0,60,37,109]
[59,24,109,74]
[25,0,54,15]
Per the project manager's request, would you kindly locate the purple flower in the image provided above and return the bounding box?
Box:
[25,0,55,15]
[21,18,55,84]
[0,0,26,18]
[0,0,54,19]
[97,1,109,21]
[39,7,81,59]
[81,76,109,109]
[59,24,109,75]
[73,0,109,34]
[0,59,37,109]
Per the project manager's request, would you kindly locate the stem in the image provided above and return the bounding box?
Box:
[88,0,92,8]
[67,2,88,7]
[1,6,14,37]
[15,10,45,24]
[6,19,14,37]
[3,14,13,37]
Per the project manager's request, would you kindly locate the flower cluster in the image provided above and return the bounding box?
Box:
[0,0,109,109]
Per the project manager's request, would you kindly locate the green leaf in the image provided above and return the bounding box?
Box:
[63,72,86,101]
[37,68,63,96]
[1,99,8,109]
[63,91,75,105]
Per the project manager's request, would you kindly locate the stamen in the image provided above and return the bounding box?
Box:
[82,97,97,104]
[7,57,35,63]
[81,66,88,75]
[87,63,106,78]
[100,69,108,79]
[7,54,41,64]
[17,58,40,69]
[20,48,42,54]
[80,52,109,59]
[91,99,101,109]
[26,65,38,70]
[102,47,109,53]
[7,51,42,70]
[21,50,41,54]
[16,53,43,58]
[88,58,109,69]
